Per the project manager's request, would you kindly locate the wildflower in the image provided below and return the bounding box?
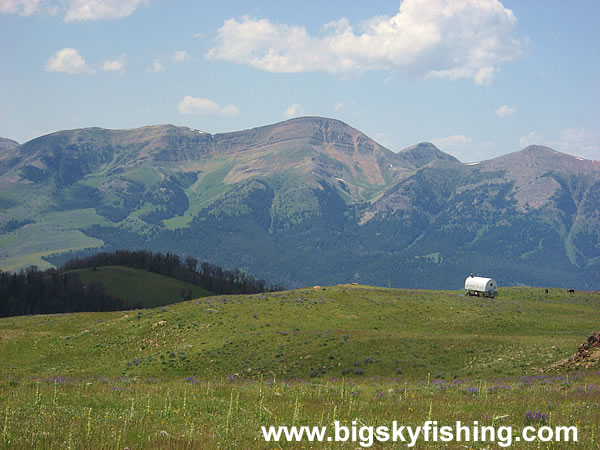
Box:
[523,411,548,424]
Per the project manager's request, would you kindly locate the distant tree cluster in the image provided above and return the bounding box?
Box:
[60,249,283,295]
[0,267,138,318]
[0,219,34,233]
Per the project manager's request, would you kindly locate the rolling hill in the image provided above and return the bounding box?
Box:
[72,265,213,308]
[0,285,598,380]
[2,285,599,448]
[1,117,598,289]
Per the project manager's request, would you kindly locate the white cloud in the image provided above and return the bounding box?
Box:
[430,135,476,162]
[284,103,304,118]
[64,0,147,22]
[172,50,190,63]
[431,135,473,149]
[207,0,522,84]
[0,0,41,15]
[554,129,598,158]
[1,0,146,20]
[519,129,599,160]
[494,104,516,118]
[474,67,499,86]
[518,131,543,148]
[44,48,94,74]
[103,54,126,73]
[147,59,163,73]
[177,96,239,116]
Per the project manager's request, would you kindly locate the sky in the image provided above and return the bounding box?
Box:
[0,0,598,162]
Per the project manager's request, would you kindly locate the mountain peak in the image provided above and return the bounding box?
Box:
[399,142,461,168]
[282,115,349,126]
[262,116,375,146]
[0,137,19,151]
[483,144,599,172]
[521,144,556,153]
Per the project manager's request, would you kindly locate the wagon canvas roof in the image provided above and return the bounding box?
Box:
[465,276,496,292]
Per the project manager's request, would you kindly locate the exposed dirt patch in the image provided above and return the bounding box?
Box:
[543,331,600,372]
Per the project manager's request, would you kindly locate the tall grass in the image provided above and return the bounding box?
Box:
[1,285,599,447]
[0,370,598,448]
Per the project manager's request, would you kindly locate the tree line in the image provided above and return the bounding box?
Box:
[60,249,283,295]
[0,266,138,318]
[0,250,282,318]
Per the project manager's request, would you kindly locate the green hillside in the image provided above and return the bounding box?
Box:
[1,285,597,380]
[71,265,213,308]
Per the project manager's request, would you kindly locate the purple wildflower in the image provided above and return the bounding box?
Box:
[523,411,548,424]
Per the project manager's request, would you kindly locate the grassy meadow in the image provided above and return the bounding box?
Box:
[72,266,213,308]
[1,285,599,448]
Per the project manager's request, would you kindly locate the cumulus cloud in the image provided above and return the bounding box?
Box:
[284,103,304,118]
[0,0,41,15]
[64,0,147,22]
[494,104,516,118]
[44,48,94,74]
[103,54,126,73]
[177,96,239,116]
[147,59,163,73]
[172,50,190,63]
[519,129,599,160]
[207,0,522,84]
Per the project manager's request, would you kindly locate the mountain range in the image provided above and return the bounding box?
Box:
[1,117,598,289]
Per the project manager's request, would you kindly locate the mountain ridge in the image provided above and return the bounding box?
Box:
[1,117,598,289]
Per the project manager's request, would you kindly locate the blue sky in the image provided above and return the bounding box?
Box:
[1,0,598,162]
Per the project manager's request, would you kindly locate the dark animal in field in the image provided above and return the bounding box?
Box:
[567,289,575,294]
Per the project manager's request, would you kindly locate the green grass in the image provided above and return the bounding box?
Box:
[0,208,109,271]
[0,285,597,380]
[0,367,598,448]
[72,266,213,308]
[0,222,104,271]
[163,161,235,230]
[1,285,598,447]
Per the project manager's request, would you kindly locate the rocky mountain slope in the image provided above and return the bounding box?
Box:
[1,117,598,289]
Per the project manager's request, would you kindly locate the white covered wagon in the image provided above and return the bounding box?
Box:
[464,275,498,298]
